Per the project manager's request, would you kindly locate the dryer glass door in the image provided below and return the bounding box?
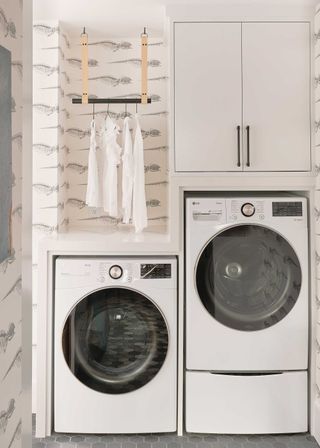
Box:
[196,225,302,331]
[62,287,169,394]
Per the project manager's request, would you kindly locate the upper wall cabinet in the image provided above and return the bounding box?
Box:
[173,22,311,172]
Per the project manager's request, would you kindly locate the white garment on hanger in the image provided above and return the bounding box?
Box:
[85,119,101,208]
[122,116,134,224]
[102,115,122,217]
[132,113,147,233]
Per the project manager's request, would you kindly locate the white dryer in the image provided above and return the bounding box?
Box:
[185,196,308,434]
[54,257,177,434]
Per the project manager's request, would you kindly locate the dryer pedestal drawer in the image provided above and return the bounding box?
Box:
[186,371,307,434]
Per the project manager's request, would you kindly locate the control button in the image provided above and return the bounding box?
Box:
[259,214,265,220]
[109,265,123,280]
[241,203,255,217]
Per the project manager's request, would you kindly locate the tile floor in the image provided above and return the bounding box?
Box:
[32,422,319,448]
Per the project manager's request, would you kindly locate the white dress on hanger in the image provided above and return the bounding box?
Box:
[132,113,147,233]
[85,119,101,208]
[102,115,122,217]
[122,116,134,224]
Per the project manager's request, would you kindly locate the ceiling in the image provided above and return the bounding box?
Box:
[33,0,318,37]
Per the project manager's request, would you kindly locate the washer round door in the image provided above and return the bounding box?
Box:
[196,225,302,331]
[62,287,169,394]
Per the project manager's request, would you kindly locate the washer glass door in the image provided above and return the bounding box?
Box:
[196,225,302,331]
[62,287,168,394]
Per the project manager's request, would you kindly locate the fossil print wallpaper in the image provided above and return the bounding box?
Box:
[32,22,168,407]
[0,0,22,448]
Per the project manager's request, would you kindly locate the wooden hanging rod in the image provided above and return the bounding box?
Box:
[72,98,152,104]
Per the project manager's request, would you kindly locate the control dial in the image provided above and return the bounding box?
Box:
[241,203,255,217]
[109,265,123,279]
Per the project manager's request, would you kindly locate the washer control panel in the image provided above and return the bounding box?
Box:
[228,199,265,221]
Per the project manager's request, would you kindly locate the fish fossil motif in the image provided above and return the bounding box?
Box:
[0,399,15,434]
[0,250,16,273]
[110,58,161,67]
[67,198,87,209]
[78,216,120,224]
[61,108,70,119]
[316,295,320,308]
[148,215,168,222]
[33,23,59,36]
[88,75,132,86]
[41,86,65,97]
[33,103,59,115]
[7,419,22,448]
[145,163,161,173]
[143,111,169,117]
[3,348,22,381]
[315,120,320,132]
[41,163,65,172]
[315,207,320,221]
[66,58,98,67]
[33,64,59,76]
[33,143,58,156]
[66,93,98,100]
[11,60,22,78]
[33,183,59,195]
[146,199,161,207]
[41,124,64,134]
[66,163,88,174]
[42,46,65,59]
[60,145,71,154]
[1,277,22,302]
[316,251,320,266]
[148,41,164,46]
[88,40,132,51]
[59,181,70,190]
[62,33,71,49]
[33,223,58,234]
[12,132,22,150]
[145,145,168,151]
[11,97,16,112]
[61,71,70,84]
[60,218,70,227]
[66,128,90,139]
[141,129,161,139]
[146,180,168,186]
[12,205,22,218]
[41,202,65,211]
[148,76,168,82]
[315,164,320,175]
[0,7,16,38]
[0,323,15,354]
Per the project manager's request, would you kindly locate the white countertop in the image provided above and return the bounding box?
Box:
[39,224,180,255]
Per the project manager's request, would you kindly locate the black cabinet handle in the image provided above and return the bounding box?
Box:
[246,125,250,167]
[237,126,241,167]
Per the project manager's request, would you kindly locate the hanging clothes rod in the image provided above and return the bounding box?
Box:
[72,98,152,104]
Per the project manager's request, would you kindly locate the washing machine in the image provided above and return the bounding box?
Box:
[54,257,177,434]
[185,196,308,434]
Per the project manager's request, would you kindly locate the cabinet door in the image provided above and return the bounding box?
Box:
[174,23,242,172]
[242,22,310,172]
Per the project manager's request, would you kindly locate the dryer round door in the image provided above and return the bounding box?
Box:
[196,224,302,331]
[62,287,169,394]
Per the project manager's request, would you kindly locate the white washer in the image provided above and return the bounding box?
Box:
[54,257,177,434]
[185,196,308,434]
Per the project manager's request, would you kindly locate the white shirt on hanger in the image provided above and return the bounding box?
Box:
[102,115,122,218]
[122,116,134,224]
